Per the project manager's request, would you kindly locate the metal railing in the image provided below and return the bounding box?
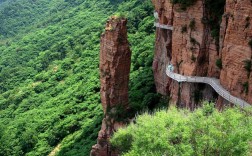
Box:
[166,68,251,108]
[154,22,173,30]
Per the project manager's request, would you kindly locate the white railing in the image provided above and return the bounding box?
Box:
[154,22,173,30]
[166,68,251,108]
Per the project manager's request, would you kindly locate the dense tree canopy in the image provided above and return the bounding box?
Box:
[0,0,158,155]
[111,103,252,156]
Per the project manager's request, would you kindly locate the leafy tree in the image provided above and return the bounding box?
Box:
[0,0,157,155]
[111,102,252,156]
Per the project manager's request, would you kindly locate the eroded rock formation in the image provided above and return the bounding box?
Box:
[90,17,131,156]
[152,0,252,107]
[220,0,252,104]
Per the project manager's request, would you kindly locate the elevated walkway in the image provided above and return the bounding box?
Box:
[166,67,251,108]
[154,22,173,30]
[153,11,173,30]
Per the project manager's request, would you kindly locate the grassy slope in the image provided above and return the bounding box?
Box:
[0,0,156,155]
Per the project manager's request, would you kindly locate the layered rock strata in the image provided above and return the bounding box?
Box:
[152,0,220,108]
[220,0,252,104]
[152,0,252,107]
[90,17,131,156]
[152,0,173,95]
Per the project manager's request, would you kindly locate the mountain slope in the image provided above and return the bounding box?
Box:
[0,0,157,155]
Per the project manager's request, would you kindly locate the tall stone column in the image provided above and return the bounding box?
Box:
[90,16,131,156]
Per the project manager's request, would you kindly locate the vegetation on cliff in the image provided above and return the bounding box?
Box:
[111,103,252,156]
[171,0,197,10]
[0,0,157,155]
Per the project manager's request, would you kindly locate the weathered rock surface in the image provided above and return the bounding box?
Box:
[152,0,173,95]
[152,0,252,107]
[90,16,131,156]
[152,0,219,108]
[220,0,252,104]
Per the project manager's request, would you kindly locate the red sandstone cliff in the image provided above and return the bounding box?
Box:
[152,0,252,107]
[220,0,252,104]
[90,16,131,156]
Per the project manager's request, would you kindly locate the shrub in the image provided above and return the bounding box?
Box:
[171,0,197,11]
[216,58,222,69]
[243,59,252,73]
[111,103,252,155]
[191,54,196,62]
[190,37,198,46]
[204,0,225,46]
[243,81,249,95]
[114,12,126,19]
[248,39,252,49]
[211,29,219,40]
[106,105,128,122]
[245,17,250,28]
[193,90,202,103]
[181,25,187,33]
[110,129,133,153]
[189,18,196,31]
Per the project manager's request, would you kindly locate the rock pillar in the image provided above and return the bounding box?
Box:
[90,16,131,156]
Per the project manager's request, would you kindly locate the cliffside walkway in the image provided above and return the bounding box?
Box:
[154,22,173,30]
[166,67,251,108]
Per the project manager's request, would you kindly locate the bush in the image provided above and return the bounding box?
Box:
[189,18,196,31]
[0,0,156,156]
[110,129,133,153]
[211,29,219,40]
[171,0,197,11]
[243,59,252,73]
[191,54,196,62]
[106,105,128,122]
[114,12,126,19]
[216,58,222,69]
[193,90,202,103]
[190,37,198,46]
[205,0,225,45]
[243,81,249,95]
[181,25,187,33]
[245,17,250,28]
[111,103,252,155]
[248,39,252,49]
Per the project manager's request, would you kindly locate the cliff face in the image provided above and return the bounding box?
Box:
[152,0,219,108]
[220,0,252,104]
[152,0,173,95]
[152,0,252,107]
[91,17,131,156]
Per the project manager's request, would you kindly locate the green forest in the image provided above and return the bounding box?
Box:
[111,103,252,156]
[0,0,157,155]
[1,0,252,156]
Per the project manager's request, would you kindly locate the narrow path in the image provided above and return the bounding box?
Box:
[48,144,61,156]
[166,68,251,108]
[153,13,250,108]
[154,22,173,30]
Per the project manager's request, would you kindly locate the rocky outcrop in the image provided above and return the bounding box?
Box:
[152,0,252,107]
[152,0,220,108]
[152,0,173,95]
[91,17,131,156]
[220,0,252,104]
